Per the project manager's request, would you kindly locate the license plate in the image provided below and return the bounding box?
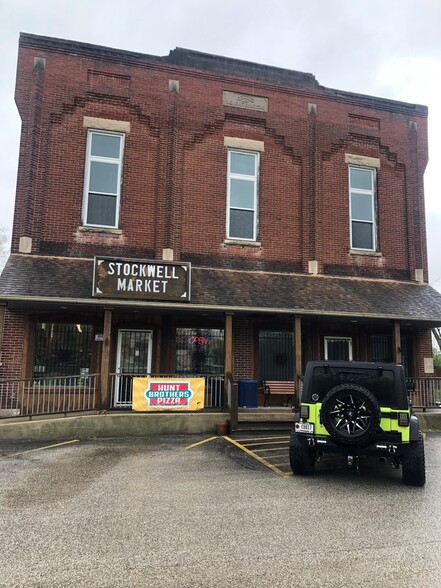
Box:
[294,422,314,434]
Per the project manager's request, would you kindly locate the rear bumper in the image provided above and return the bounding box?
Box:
[292,430,411,458]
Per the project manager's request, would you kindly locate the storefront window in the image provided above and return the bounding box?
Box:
[33,323,93,378]
[371,335,410,376]
[324,337,353,361]
[175,328,224,374]
[259,331,294,381]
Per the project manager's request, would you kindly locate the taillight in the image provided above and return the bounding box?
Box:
[300,405,309,419]
[398,412,409,427]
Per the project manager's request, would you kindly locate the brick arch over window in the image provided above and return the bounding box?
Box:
[323,135,406,172]
[183,112,302,163]
[49,93,161,138]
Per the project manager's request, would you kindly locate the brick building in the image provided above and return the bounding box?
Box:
[1,32,441,412]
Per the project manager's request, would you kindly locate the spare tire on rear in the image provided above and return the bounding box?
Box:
[321,383,381,446]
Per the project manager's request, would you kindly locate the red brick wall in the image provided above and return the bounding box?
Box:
[181,127,302,270]
[233,319,253,380]
[415,329,435,376]
[12,37,429,283]
[320,149,409,279]
[0,310,27,380]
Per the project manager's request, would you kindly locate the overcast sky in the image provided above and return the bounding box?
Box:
[1,0,440,285]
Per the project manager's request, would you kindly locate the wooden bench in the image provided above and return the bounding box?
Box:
[263,380,296,407]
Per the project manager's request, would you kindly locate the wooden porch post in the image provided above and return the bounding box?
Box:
[224,312,235,415]
[100,309,113,409]
[294,316,302,405]
[224,313,234,376]
[393,320,402,364]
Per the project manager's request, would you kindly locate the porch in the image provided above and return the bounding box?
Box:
[0,372,440,420]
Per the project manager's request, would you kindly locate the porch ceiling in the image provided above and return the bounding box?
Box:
[2,254,441,326]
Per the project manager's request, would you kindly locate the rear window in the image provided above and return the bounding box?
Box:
[311,366,401,408]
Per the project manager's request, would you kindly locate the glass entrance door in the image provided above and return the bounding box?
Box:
[114,330,152,408]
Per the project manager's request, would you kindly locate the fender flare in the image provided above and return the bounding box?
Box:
[410,415,420,442]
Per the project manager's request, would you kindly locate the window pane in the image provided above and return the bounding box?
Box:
[371,335,393,363]
[350,167,372,190]
[87,193,117,226]
[89,161,119,194]
[91,133,121,158]
[230,209,254,239]
[230,152,256,175]
[230,178,255,209]
[351,193,373,221]
[370,335,410,376]
[352,221,373,249]
[34,323,93,378]
[326,339,351,361]
[259,331,294,381]
[175,328,224,374]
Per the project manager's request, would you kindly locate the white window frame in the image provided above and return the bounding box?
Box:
[227,149,259,241]
[349,165,376,251]
[324,337,353,361]
[82,129,124,228]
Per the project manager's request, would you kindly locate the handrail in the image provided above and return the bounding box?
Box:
[0,373,100,418]
[406,377,441,410]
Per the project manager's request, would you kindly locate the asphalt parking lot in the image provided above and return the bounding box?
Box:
[1,433,441,588]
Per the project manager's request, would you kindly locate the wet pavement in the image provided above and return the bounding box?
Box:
[1,434,441,587]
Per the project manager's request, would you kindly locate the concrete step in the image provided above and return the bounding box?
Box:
[235,408,294,433]
[234,420,293,433]
[238,408,294,421]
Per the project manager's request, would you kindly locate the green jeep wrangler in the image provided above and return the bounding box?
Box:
[290,360,425,486]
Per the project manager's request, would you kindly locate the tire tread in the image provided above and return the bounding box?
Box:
[289,433,315,476]
[402,431,425,487]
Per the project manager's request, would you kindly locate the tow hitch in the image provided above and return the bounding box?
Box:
[347,454,360,472]
[375,444,398,454]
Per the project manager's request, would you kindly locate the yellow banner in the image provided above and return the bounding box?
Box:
[132,378,205,411]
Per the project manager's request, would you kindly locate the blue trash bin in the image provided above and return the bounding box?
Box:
[238,380,258,408]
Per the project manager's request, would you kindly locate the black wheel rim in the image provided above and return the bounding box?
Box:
[329,393,372,437]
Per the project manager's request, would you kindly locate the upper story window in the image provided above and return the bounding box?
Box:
[227,150,259,241]
[349,166,376,250]
[83,130,124,228]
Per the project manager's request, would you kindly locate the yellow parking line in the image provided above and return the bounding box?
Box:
[233,435,289,443]
[243,440,288,447]
[185,436,218,450]
[253,446,289,453]
[6,439,80,458]
[223,436,291,478]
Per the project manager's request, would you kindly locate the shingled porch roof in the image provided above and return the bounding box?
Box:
[2,254,441,324]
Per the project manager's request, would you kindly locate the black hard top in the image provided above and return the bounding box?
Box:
[303,360,409,409]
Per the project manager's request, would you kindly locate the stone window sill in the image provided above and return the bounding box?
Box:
[223,239,261,248]
[349,249,382,257]
[78,226,122,236]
